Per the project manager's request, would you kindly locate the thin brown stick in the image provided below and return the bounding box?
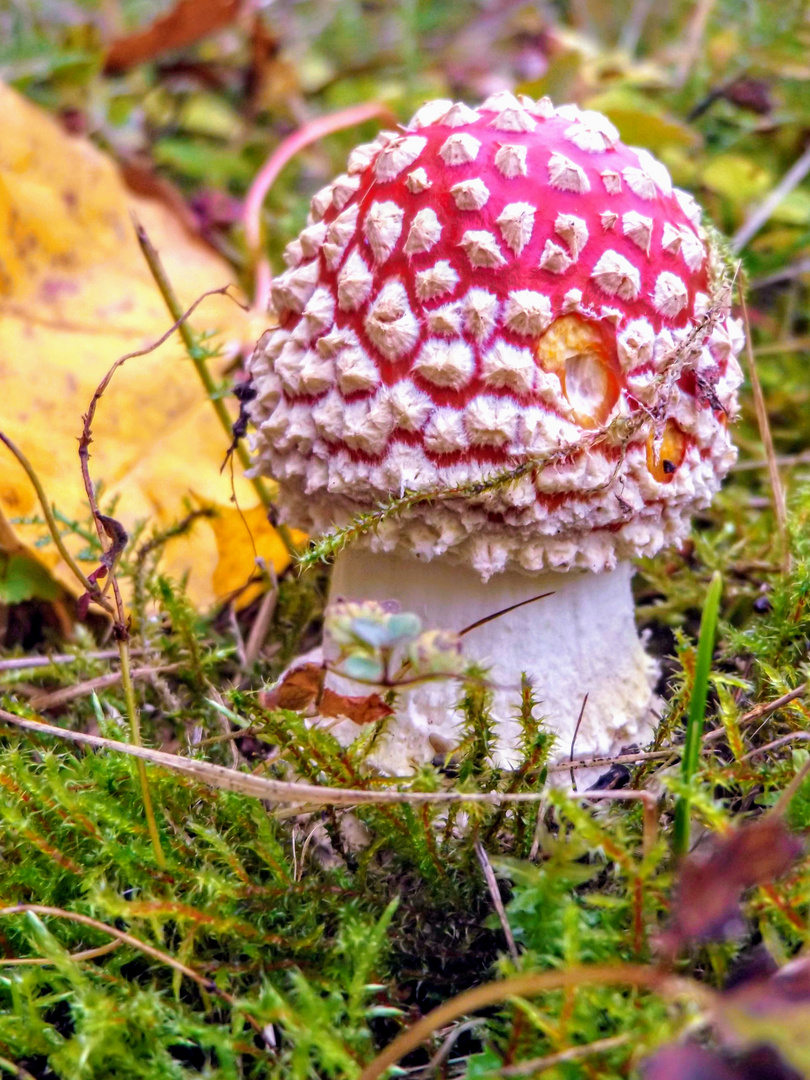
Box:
[474,840,519,962]
[458,593,553,638]
[740,732,810,761]
[674,0,716,86]
[548,748,674,772]
[197,725,259,749]
[79,284,236,477]
[0,708,643,808]
[409,1019,486,1077]
[243,569,279,668]
[0,649,145,673]
[132,224,290,557]
[770,756,810,818]
[0,905,265,1040]
[27,663,181,711]
[753,337,810,356]
[574,789,659,857]
[528,800,548,862]
[76,298,224,870]
[0,939,121,966]
[703,682,807,744]
[732,143,810,252]
[492,1033,630,1077]
[568,694,589,789]
[0,1054,38,1080]
[738,282,789,570]
[356,966,715,1080]
[0,432,113,614]
[732,450,810,473]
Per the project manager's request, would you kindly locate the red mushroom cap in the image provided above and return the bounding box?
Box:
[248,94,743,579]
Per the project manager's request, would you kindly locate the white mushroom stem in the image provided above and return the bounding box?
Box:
[326,548,658,775]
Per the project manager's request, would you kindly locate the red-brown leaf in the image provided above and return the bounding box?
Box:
[662,818,803,950]
[320,688,394,726]
[104,0,241,74]
[258,665,393,725]
[259,663,324,712]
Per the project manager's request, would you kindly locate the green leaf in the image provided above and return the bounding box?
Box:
[701,155,773,206]
[0,553,61,603]
[585,92,697,152]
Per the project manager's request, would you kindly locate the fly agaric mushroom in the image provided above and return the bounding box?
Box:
[247,93,743,772]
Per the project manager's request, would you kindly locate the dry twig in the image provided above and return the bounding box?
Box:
[474,840,519,962]
[356,966,715,1080]
[738,281,789,571]
[243,102,395,304]
[492,1034,631,1077]
[0,905,267,1042]
[27,663,181,711]
[732,143,810,252]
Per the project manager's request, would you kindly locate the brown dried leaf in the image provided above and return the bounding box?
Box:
[0,83,296,611]
[320,688,394,726]
[260,664,325,713]
[259,664,394,726]
[722,79,774,115]
[104,0,242,74]
[662,818,803,950]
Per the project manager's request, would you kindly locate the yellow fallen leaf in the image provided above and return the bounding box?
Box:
[701,154,773,208]
[0,80,289,610]
[207,502,305,608]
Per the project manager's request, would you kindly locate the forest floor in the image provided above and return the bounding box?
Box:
[2,2,810,1078]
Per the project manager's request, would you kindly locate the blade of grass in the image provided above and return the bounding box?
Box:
[673,570,723,857]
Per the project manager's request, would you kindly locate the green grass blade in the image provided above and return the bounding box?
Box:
[673,571,723,858]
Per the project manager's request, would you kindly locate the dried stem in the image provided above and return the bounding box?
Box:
[740,732,810,762]
[732,142,810,253]
[0,1054,38,1080]
[548,748,674,772]
[131,220,296,557]
[28,663,181,711]
[492,1033,631,1077]
[674,0,716,86]
[0,431,113,615]
[753,336,810,356]
[738,281,790,570]
[0,940,121,966]
[703,681,807,743]
[356,965,716,1080]
[474,840,519,961]
[243,566,279,668]
[0,709,656,809]
[0,905,265,1040]
[76,314,205,869]
[770,755,810,818]
[575,789,659,858]
[0,649,144,673]
[243,101,395,302]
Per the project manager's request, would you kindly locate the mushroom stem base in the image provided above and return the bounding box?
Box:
[326,550,658,775]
